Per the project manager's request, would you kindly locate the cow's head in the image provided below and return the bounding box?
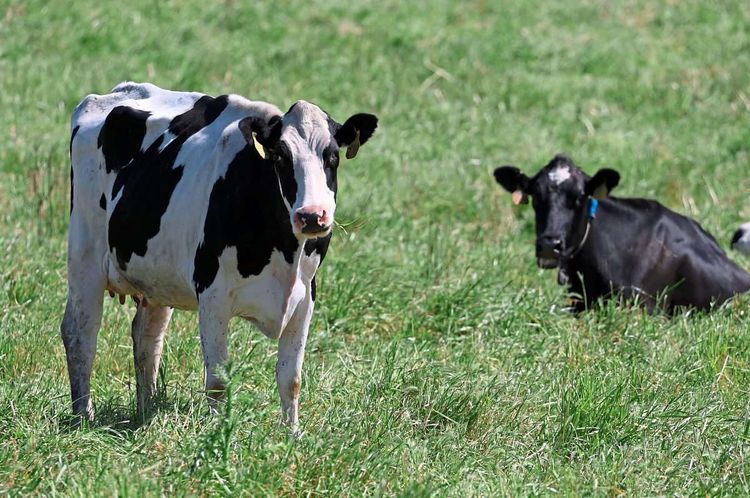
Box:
[239,101,377,239]
[494,154,620,268]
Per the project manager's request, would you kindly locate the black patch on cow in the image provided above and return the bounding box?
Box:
[99,193,106,210]
[108,95,229,271]
[69,125,80,214]
[310,276,317,301]
[108,134,183,270]
[304,236,332,303]
[168,95,229,137]
[193,144,300,295]
[98,106,151,173]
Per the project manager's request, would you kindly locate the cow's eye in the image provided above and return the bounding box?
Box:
[324,150,339,168]
[273,149,291,169]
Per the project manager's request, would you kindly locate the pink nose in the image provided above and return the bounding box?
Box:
[294,206,331,234]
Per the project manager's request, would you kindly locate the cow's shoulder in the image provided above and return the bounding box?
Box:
[193,140,298,295]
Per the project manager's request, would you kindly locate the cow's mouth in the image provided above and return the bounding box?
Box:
[536,245,561,269]
[299,226,332,239]
[537,257,559,269]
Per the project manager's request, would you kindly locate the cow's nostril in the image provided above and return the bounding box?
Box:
[295,208,331,234]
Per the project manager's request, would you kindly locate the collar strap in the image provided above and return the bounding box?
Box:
[562,197,598,261]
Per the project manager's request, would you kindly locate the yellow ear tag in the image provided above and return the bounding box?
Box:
[251,132,267,159]
[592,184,608,200]
[511,190,526,205]
[346,129,361,159]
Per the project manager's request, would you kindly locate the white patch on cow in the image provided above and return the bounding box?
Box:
[548,166,571,185]
[280,101,336,222]
[734,222,750,255]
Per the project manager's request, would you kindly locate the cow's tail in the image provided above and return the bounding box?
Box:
[731,222,750,255]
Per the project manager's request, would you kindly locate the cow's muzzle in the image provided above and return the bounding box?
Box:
[294,206,332,237]
[536,236,563,269]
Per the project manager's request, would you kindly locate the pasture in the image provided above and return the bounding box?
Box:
[2,0,750,495]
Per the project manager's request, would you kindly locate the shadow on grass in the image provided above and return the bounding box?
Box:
[55,389,200,435]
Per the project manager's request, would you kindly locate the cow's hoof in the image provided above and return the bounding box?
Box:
[66,412,94,430]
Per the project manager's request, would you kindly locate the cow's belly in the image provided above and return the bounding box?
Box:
[104,242,318,337]
[104,253,198,310]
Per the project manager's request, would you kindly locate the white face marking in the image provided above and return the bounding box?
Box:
[280,100,336,231]
[548,166,571,185]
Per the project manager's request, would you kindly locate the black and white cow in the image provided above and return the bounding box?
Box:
[732,222,750,255]
[63,82,377,431]
[494,154,750,313]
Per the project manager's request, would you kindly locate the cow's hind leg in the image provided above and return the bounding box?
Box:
[131,303,173,420]
[61,265,105,422]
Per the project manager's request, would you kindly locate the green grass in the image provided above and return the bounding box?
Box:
[2,0,750,495]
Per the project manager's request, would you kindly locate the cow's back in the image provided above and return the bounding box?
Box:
[666,208,750,307]
[69,82,282,309]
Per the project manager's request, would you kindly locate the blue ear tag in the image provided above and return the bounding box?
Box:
[588,198,599,219]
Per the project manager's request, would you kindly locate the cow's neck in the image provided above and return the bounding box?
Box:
[561,198,617,303]
[562,200,595,261]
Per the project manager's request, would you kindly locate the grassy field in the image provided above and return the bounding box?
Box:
[2,0,750,495]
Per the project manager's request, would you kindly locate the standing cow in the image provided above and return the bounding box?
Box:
[63,82,377,432]
[493,154,750,313]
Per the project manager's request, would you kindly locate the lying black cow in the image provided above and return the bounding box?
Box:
[494,154,750,312]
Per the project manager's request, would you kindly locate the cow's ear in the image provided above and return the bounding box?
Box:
[494,166,530,205]
[239,115,282,159]
[585,168,620,200]
[335,113,378,159]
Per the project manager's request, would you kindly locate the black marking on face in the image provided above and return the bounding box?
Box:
[193,144,300,295]
[108,96,229,271]
[321,134,340,199]
[98,106,151,173]
[69,125,80,214]
[273,142,297,207]
[99,193,106,210]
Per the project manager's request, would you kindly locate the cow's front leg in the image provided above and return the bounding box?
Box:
[131,303,173,420]
[198,297,231,413]
[277,293,314,435]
